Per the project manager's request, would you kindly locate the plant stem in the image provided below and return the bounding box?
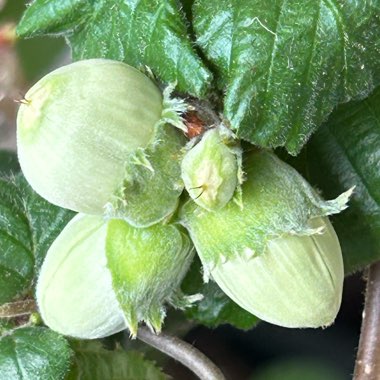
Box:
[0,299,37,318]
[353,262,380,380]
[137,326,226,380]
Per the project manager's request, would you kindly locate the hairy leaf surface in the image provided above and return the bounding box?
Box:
[67,341,168,380]
[17,0,212,97]
[287,87,380,273]
[0,174,74,304]
[0,327,72,380]
[194,0,380,153]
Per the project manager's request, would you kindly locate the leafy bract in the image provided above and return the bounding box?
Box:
[106,220,194,335]
[194,0,380,154]
[182,258,259,329]
[17,0,212,97]
[287,87,380,274]
[111,125,185,227]
[67,341,168,380]
[0,174,74,304]
[0,327,72,380]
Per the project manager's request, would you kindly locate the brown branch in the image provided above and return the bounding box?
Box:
[137,326,226,380]
[353,262,380,380]
[0,299,37,318]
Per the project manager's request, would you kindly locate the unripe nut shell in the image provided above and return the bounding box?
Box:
[17,59,163,215]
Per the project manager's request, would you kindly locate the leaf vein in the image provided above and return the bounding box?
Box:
[10,339,25,379]
[0,229,32,259]
[322,0,348,98]
[290,0,322,142]
[145,2,166,61]
[263,0,287,99]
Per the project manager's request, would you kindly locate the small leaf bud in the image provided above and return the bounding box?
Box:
[181,126,240,210]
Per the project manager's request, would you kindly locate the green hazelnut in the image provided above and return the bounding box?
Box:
[181,127,240,211]
[211,217,343,328]
[36,214,196,339]
[36,214,125,339]
[17,59,186,227]
[181,150,352,328]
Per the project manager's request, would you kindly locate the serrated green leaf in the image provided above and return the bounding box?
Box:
[66,341,168,380]
[16,0,89,35]
[0,178,35,304]
[182,258,259,329]
[17,0,212,97]
[286,86,380,274]
[0,151,20,176]
[194,0,380,154]
[0,327,72,380]
[0,174,74,304]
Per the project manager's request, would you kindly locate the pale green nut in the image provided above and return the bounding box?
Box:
[17,59,185,227]
[181,127,239,210]
[211,217,343,328]
[36,214,126,339]
[36,213,196,339]
[181,150,352,328]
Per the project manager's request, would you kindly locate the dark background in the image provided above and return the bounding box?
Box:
[165,274,365,379]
